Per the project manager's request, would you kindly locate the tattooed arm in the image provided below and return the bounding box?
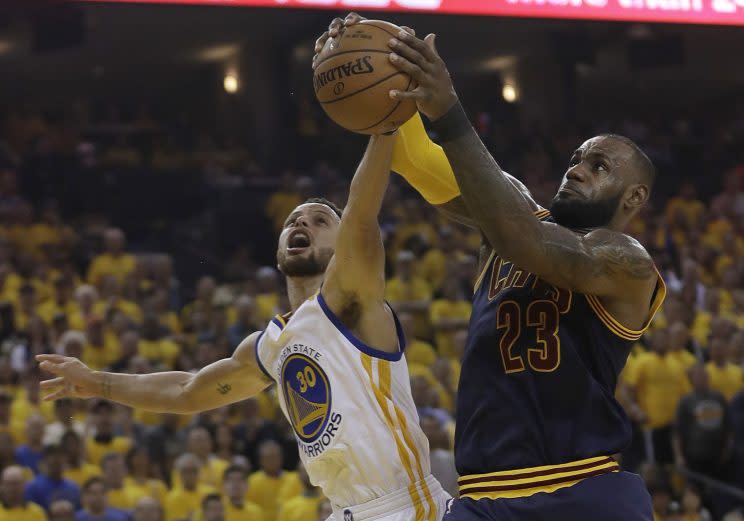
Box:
[37,331,271,414]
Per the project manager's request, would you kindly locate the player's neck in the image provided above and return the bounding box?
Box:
[286,274,324,310]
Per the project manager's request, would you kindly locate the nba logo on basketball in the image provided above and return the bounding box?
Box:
[343,509,353,521]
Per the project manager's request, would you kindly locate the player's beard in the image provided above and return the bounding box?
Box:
[549,190,623,229]
[277,247,334,277]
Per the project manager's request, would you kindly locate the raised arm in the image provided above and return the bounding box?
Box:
[322,134,394,309]
[387,31,656,299]
[37,331,271,415]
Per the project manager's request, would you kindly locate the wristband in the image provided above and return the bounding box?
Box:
[429,101,471,142]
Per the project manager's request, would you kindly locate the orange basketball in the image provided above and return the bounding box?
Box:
[313,20,418,135]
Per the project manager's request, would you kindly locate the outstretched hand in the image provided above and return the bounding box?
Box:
[36,354,99,401]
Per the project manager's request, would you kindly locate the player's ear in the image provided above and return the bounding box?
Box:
[625,184,648,210]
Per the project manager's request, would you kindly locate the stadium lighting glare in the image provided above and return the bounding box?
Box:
[502,84,518,103]
[224,73,239,94]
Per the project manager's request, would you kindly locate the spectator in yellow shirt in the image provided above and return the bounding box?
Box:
[200,494,226,521]
[165,454,215,521]
[247,440,296,521]
[429,278,471,358]
[139,315,179,369]
[0,391,23,444]
[37,276,78,325]
[219,465,264,521]
[78,476,130,521]
[664,181,705,229]
[623,328,691,464]
[82,317,120,371]
[61,431,100,488]
[706,337,744,401]
[71,285,98,332]
[385,250,432,339]
[85,400,132,466]
[0,466,46,521]
[13,283,37,333]
[398,312,437,367]
[124,447,167,505]
[100,452,138,510]
[87,228,137,287]
[277,464,324,521]
[667,322,697,370]
[95,275,142,324]
[172,427,228,491]
[48,499,76,521]
[255,267,281,323]
[265,172,303,232]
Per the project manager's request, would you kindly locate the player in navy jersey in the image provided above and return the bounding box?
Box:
[314,14,665,521]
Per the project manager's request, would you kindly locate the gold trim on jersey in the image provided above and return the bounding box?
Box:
[473,208,550,293]
[585,270,667,341]
[361,355,426,521]
[458,455,620,500]
[379,361,437,521]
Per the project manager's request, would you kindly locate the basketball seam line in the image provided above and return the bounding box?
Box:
[318,71,405,105]
[314,49,391,70]
[361,22,400,39]
[352,75,413,131]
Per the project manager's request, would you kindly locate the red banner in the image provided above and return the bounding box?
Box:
[90,0,744,25]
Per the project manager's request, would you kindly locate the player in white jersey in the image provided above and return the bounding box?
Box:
[36,133,450,521]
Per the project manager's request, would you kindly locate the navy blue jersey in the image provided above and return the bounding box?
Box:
[455,210,665,475]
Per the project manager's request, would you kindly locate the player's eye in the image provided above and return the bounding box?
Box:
[569,156,580,167]
[316,217,327,225]
[595,162,608,172]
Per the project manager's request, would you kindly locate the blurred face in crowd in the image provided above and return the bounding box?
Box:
[395,252,415,280]
[0,432,15,461]
[83,480,107,515]
[236,296,256,326]
[709,338,728,365]
[688,365,709,392]
[178,458,201,490]
[19,287,36,312]
[682,487,702,514]
[94,403,114,435]
[44,449,65,479]
[55,278,73,303]
[54,398,74,425]
[127,448,150,477]
[196,277,216,301]
[651,328,669,355]
[1,466,26,507]
[61,432,82,463]
[203,497,225,521]
[49,500,76,521]
[188,427,213,459]
[87,320,105,346]
[26,413,46,445]
[102,454,126,488]
[120,330,140,358]
[667,322,690,351]
[104,228,126,255]
[276,203,339,278]
[76,286,98,312]
[550,136,651,229]
[133,497,164,521]
[258,441,283,476]
[223,469,247,504]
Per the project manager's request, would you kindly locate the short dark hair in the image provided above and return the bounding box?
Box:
[82,476,105,492]
[598,134,656,190]
[303,197,343,219]
[91,400,114,414]
[201,493,222,510]
[223,465,247,481]
[42,444,64,459]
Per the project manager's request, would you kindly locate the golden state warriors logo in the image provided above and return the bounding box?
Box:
[281,354,332,442]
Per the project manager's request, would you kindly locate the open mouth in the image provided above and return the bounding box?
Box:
[287,231,311,254]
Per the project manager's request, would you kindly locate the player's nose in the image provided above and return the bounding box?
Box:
[566,166,586,182]
[294,215,311,228]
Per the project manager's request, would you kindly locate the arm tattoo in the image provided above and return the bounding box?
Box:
[216,382,232,395]
[101,375,112,400]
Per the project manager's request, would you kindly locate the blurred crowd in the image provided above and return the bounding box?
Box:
[0,90,741,521]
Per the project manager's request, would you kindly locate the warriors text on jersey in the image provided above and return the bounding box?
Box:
[455,209,666,499]
[255,293,442,518]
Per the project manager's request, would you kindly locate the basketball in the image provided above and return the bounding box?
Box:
[313,20,418,135]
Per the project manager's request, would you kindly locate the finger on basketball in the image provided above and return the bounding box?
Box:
[389,88,424,100]
[389,54,424,82]
[400,26,416,36]
[388,38,429,71]
[328,17,344,36]
[397,30,438,63]
[315,31,328,53]
[40,377,65,389]
[43,388,69,401]
[344,12,364,25]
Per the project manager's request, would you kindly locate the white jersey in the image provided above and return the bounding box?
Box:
[256,292,443,516]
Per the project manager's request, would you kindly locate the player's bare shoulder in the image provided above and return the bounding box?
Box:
[233,331,273,383]
[581,228,656,283]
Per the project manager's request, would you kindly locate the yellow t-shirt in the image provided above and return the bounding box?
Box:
[691,311,712,348]
[138,339,181,368]
[419,249,447,292]
[406,339,437,367]
[624,352,691,429]
[192,500,264,521]
[171,457,229,491]
[247,471,297,521]
[164,485,215,521]
[277,495,323,521]
[0,502,47,521]
[93,299,142,323]
[11,392,55,424]
[385,277,432,338]
[276,472,304,504]
[124,477,168,504]
[665,198,705,227]
[429,299,471,358]
[63,462,101,487]
[706,362,744,401]
[108,483,142,510]
[265,191,303,231]
[87,253,137,286]
[256,293,280,323]
[82,340,121,370]
[85,436,132,466]
[670,349,697,371]
[37,300,79,325]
